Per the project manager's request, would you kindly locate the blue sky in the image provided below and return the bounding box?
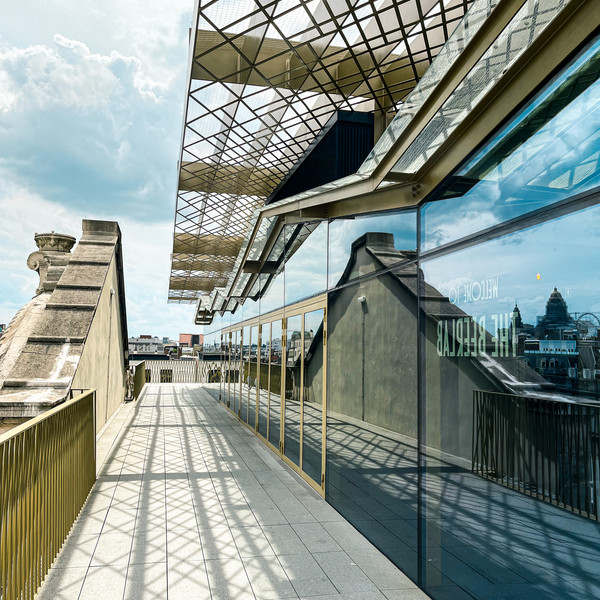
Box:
[0,0,202,339]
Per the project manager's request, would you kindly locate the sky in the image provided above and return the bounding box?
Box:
[0,0,201,339]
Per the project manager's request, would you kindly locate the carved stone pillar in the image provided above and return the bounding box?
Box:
[27,232,76,295]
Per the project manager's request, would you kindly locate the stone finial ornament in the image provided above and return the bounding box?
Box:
[27,231,76,295]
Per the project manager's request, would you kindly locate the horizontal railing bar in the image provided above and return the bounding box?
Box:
[0,389,97,445]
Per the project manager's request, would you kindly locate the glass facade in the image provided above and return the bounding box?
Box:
[203,35,600,600]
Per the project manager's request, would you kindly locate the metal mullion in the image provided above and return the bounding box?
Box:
[321,304,328,495]
[299,313,305,471]
[280,317,287,455]
[575,406,582,512]
[0,442,6,600]
[267,322,272,442]
[584,407,591,516]
[256,326,261,431]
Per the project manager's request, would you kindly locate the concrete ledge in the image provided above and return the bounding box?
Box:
[45,304,97,311]
[27,336,86,344]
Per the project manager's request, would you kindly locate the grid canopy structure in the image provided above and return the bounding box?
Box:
[169,0,473,309]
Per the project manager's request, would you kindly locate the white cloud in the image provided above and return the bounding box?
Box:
[0,0,200,336]
[0,37,128,112]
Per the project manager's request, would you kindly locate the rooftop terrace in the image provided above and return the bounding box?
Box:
[36,383,426,600]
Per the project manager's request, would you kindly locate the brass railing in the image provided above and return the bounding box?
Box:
[0,390,96,600]
[132,361,146,400]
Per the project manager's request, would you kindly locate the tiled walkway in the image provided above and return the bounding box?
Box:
[38,384,427,600]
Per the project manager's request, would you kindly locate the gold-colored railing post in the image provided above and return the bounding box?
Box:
[0,389,97,600]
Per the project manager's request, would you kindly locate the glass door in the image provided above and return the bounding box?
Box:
[257,322,269,438]
[280,299,327,491]
[248,325,259,429]
[268,319,283,450]
[284,314,302,466]
[301,308,325,484]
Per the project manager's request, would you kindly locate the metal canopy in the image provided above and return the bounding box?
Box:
[169,0,473,305]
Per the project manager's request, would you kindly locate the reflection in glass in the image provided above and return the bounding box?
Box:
[328,210,417,287]
[326,236,419,580]
[284,314,302,466]
[268,320,282,450]
[233,330,241,415]
[248,325,258,428]
[420,203,600,599]
[284,222,328,305]
[220,333,226,406]
[259,246,285,315]
[302,309,324,484]
[422,35,600,251]
[241,325,250,421]
[258,323,269,436]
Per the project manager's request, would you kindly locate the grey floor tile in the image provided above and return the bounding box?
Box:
[291,523,343,554]
[200,524,239,559]
[242,555,297,598]
[279,552,338,597]
[167,559,211,600]
[312,551,381,595]
[130,528,167,564]
[36,567,86,600]
[36,385,425,600]
[52,533,98,568]
[80,565,127,600]
[383,591,433,600]
[231,524,276,557]
[167,526,204,562]
[103,505,137,532]
[262,524,310,555]
[124,561,167,600]
[345,551,416,590]
[205,557,255,600]
[92,531,133,566]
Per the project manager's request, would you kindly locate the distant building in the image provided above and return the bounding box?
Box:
[129,336,165,354]
[179,333,203,347]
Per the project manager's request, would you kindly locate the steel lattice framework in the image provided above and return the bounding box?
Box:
[169,0,473,305]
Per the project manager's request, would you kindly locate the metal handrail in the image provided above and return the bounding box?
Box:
[0,389,96,600]
[473,389,600,520]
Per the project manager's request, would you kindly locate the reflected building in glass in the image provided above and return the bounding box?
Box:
[169,2,600,599]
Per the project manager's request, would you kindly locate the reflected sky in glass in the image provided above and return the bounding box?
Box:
[422,36,600,251]
[284,222,328,305]
[422,203,600,330]
[328,210,417,287]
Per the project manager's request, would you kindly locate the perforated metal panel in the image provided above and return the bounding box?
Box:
[169,0,474,305]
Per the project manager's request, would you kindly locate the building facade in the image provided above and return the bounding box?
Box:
[170,1,600,599]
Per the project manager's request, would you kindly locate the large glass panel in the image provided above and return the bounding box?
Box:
[284,221,328,305]
[422,35,600,252]
[258,323,269,437]
[268,320,283,449]
[302,308,324,485]
[420,201,600,600]
[248,325,258,428]
[219,333,226,405]
[326,263,419,581]
[259,240,285,315]
[284,314,302,466]
[232,330,241,414]
[241,325,250,421]
[328,210,417,288]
